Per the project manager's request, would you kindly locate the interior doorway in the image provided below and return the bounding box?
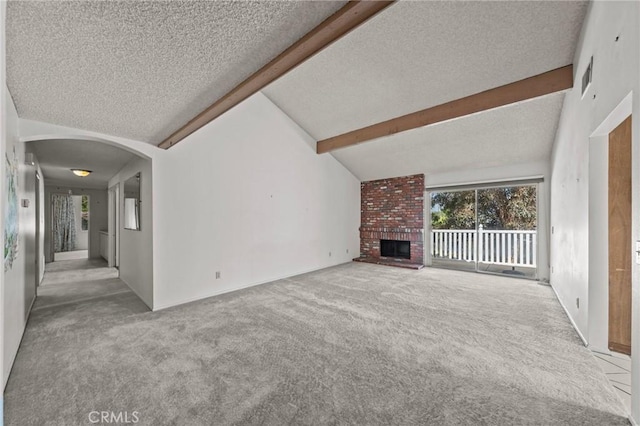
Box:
[109,184,120,269]
[35,172,41,286]
[608,115,632,355]
[51,194,90,261]
[429,183,538,279]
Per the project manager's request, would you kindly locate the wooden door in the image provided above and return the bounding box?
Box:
[609,115,632,355]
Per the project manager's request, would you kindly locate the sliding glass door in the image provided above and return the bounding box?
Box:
[430,190,477,272]
[475,186,537,278]
[430,184,538,279]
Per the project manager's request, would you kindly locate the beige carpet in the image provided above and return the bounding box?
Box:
[3,261,629,425]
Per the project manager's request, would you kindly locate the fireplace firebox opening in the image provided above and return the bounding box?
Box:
[380,239,410,260]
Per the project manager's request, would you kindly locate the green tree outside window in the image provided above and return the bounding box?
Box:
[81,195,89,231]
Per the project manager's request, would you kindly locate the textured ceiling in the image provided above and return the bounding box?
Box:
[27,139,137,189]
[9,1,587,184]
[330,93,566,182]
[7,0,346,144]
[264,1,587,141]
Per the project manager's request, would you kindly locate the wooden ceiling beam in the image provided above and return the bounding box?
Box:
[316,65,574,154]
[159,1,395,150]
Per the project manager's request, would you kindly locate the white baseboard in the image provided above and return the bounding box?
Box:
[31,290,132,312]
[550,283,588,346]
[153,261,351,311]
[589,347,612,356]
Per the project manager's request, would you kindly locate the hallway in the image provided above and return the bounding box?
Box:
[34,259,135,309]
[3,259,150,425]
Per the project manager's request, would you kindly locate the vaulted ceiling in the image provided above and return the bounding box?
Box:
[263,0,587,180]
[6,1,589,182]
[329,93,566,182]
[6,1,346,143]
[264,1,586,141]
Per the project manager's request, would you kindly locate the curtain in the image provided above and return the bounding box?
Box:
[53,194,77,252]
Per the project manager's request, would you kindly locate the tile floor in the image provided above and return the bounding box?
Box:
[592,351,632,414]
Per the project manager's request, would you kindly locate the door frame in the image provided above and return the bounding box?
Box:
[50,192,89,261]
[588,92,634,354]
[607,115,632,355]
[108,183,120,269]
[35,171,40,287]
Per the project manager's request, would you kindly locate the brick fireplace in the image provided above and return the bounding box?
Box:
[357,174,425,267]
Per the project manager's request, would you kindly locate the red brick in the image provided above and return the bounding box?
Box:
[360,174,424,264]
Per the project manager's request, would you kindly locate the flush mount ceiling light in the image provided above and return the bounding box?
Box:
[71,169,92,177]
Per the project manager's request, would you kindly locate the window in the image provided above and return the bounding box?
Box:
[81,195,89,231]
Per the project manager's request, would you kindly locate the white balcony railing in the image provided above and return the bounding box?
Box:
[431,227,537,268]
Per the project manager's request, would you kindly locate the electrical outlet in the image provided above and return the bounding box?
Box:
[215,271,221,279]
[576,298,580,309]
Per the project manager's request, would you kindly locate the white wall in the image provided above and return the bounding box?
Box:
[424,160,551,281]
[108,157,153,309]
[2,87,44,388]
[1,0,7,392]
[44,186,107,262]
[152,92,360,309]
[549,1,640,422]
